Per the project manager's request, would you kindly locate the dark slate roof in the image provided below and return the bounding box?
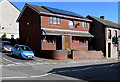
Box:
[87,15,119,29]
[27,4,86,19]
[42,6,84,18]
[27,4,51,13]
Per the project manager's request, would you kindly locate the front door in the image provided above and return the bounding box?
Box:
[64,36,70,50]
[108,43,111,58]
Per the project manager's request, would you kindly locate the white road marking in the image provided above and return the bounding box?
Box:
[30,73,52,78]
[0,65,3,67]
[57,70,70,73]
[82,67,93,70]
[2,58,16,64]
[71,69,82,71]
[5,64,15,66]
[110,64,114,67]
[51,63,57,64]
[0,76,28,79]
[44,63,51,64]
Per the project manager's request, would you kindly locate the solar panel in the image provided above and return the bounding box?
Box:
[43,6,84,18]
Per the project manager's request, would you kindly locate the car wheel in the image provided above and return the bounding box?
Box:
[18,54,22,59]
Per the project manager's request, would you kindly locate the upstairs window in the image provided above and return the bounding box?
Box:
[68,20,74,29]
[115,30,117,38]
[108,29,111,39]
[49,17,61,25]
[82,22,87,28]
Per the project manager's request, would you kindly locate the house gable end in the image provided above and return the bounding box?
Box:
[1,0,20,12]
[17,3,40,22]
[87,15,106,26]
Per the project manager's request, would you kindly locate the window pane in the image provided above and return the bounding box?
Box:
[50,17,53,24]
[57,18,61,25]
[85,22,87,27]
[49,17,61,25]
[82,22,84,27]
[69,21,74,28]
[115,31,117,37]
[108,30,111,39]
[53,17,57,24]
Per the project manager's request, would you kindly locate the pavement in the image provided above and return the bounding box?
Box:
[33,57,120,69]
[35,57,119,64]
[1,52,120,66]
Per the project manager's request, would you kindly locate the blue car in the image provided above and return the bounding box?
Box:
[11,44,34,59]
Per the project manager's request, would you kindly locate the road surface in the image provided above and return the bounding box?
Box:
[1,52,120,81]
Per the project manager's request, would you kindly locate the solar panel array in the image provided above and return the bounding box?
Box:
[43,6,84,18]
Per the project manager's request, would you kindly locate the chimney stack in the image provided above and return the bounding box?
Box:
[100,16,105,19]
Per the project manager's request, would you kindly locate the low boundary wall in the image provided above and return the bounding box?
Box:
[40,50,103,60]
[71,50,103,59]
[41,50,68,60]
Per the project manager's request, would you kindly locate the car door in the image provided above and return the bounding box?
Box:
[13,45,20,56]
[16,46,21,56]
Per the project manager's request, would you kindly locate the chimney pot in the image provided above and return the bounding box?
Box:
[100,16,104,19]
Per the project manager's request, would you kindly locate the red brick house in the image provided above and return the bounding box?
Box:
[17,3,95,58]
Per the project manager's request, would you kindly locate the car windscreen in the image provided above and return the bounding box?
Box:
[3,42,11,45]
[20,46,31,51]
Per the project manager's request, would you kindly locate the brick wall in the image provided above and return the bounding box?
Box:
[19,6,41,55]
[72,50,103,59]
[42,41,56,50]
[41,50,68,60]
[42,16,89,31]
[40,50,103,60]
[72,40,88,50]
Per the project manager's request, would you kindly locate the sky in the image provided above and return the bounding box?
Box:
[11,2,118,23]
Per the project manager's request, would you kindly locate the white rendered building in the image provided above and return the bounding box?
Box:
[0,0,20,39]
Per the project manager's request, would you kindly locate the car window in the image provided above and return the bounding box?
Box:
[3,42,11,45]
[15,46,19,49]
[20,46,31,51]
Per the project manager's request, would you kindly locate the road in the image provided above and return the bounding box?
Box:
[1,52,120,81]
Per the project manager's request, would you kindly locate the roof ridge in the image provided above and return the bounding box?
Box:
[87,15,119,29]
[89,15,118,24]
[42,6,80,15]
[26,4,84,18]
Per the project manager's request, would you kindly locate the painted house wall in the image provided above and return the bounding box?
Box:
[105,28,119,58]
[118,30,120,51]
[19,6,41,55]
[0,0,20,39]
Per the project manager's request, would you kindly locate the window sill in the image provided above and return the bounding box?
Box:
[49,24,61,27]
[46,44,56,45]
[79,44,87,45]
[82,27,88,29]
